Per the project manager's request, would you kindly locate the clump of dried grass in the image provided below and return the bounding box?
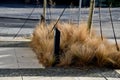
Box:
[31,22,120,68]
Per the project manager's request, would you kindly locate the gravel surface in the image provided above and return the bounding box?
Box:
[0,68,120,77]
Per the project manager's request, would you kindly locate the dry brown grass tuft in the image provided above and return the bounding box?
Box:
[31,22,120,68]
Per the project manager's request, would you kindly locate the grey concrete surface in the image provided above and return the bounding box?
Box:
[0,4,119,40]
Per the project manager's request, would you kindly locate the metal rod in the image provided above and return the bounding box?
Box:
[98,0,103,40]
[108,3,119,51]
[14,5,36,38]
[69,2,73,23]
[48,0,54,21]
[78,0,82,25]
[50,7,66,32]
[48,6,52,21]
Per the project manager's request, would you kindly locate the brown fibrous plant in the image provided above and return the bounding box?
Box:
[31,22,120,68]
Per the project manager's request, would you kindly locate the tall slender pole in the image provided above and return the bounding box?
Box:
[78,0,82,25]
[87,0,95,33]
[108,3,119,51]
[69,2,73,23]
[98,0,103,40]
[43,0,47,20]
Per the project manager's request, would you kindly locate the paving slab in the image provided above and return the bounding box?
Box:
[15,48,36,57]
[52,77,77,80]
[23,76,52,80]
[0,57,18,68]
[107,78,120,80]
[78,77,106,80]
[18,62,42,68]
[0,48,18,68]
[0,47,42,69]
[115,70,120,74]
[0,77,22,80]
[17,57,38,63]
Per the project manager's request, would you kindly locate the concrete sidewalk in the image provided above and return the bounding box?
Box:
[0,77,119,80]
[0,4,120,21]
[0,47,120,80]
[0,47,42,69]
[0,4,120,40]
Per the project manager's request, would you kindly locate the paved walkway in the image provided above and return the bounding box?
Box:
[0,47,42,69]
[0,4,120,40]
[0,47,119,80]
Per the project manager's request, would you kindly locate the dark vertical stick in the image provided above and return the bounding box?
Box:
[98,0,103,40]
[87,0,95,33]
[48,6,52,21]
[52,27,60,66]
[40,15,45,25]
[109,3,119,51]
[78,0,82,25]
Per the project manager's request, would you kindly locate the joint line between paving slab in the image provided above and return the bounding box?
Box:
[100,73,108,80]
[13,47,24,80]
